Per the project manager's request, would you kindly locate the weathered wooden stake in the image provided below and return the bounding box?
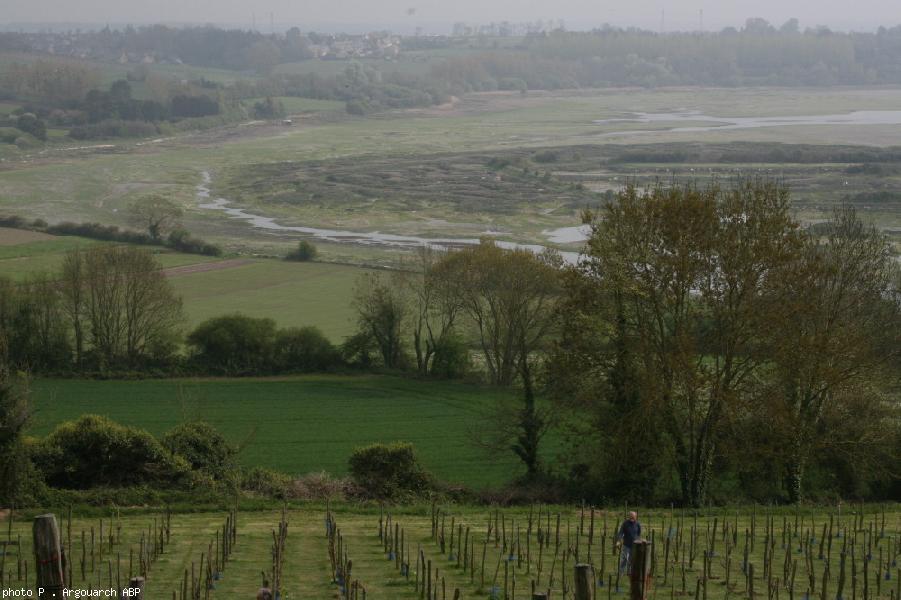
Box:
[574,563,593,600]
[631,540,652,600]
[33,514,66,599]
[127,576,145,600]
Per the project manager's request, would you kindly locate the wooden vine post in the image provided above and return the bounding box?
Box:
[574,563,593,600]
[630,540,652,600]
[128,576,145,600]
[33,514,66,599]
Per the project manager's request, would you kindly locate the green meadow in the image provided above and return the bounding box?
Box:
[0,235,364,339]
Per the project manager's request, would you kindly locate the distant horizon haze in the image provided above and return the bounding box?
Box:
[1,0,899,35]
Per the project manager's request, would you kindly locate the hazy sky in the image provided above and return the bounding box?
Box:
[2,0,899,33]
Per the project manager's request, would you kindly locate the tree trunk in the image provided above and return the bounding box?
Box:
[413,327,426,374]
[513,353,542,478]
[784,457,804,504]
[33,514,66,598]
[73,322,84,368]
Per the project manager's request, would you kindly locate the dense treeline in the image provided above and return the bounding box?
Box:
[0,61,226,142]
[0,214,222,256]
[256,22,901,113]
[378,23,901,96]
[0,26,312,71]
[6,21,901,89]
[6,21,901,125]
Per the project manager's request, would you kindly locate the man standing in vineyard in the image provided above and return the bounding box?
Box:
[617,511,642,574]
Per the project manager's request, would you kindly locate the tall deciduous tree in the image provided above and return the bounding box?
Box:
[402,247,463,376]
[352,272,409,369]
[555,181,803,506]
[0,275,69,370]
[438,241,561,386]
[0,370,33,505]
[767,207,901,502]
[441,241,561,477]
[60,248,87,366]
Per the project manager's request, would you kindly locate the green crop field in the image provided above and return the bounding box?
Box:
[2,504,898,599]
[30,375,526,488]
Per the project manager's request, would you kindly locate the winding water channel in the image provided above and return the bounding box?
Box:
[595,110,901,135]
[196,172,585,262]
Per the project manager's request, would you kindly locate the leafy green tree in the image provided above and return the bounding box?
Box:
[348,442,431,499]
[15,113,46,141]
[398,247,463,376]
[244,40,281,72]
[0,372,37,505]
[2,59,100,103]
[162,421,236,481]
[109,79,132,104]
[438,242,561,477]
[549,247,666,502]
[340,332,376,368]
[436,242,560,386]
[128,195,184,241]
[285,240,317,261]
[187,314,277,375]
[0,274,70,370]
[274,326,340,372]
[766,207,901,502]
[554,181,803,506]
[253,96,286,119]
[33,415,192,489]
[352,273,409,369]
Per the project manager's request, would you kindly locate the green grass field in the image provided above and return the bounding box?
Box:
[0,235,364,338]
[2,505,898,599]
[168,259,361,338]
[0,101,19,116]
[0,235,109,278]
[30,375,525,488]
[0,236,223,271]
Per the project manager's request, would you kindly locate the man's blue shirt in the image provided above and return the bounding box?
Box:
[619,519,641,548]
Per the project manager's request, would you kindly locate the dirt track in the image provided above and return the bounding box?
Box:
[0,227,55,245]
[162,258,254,277]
